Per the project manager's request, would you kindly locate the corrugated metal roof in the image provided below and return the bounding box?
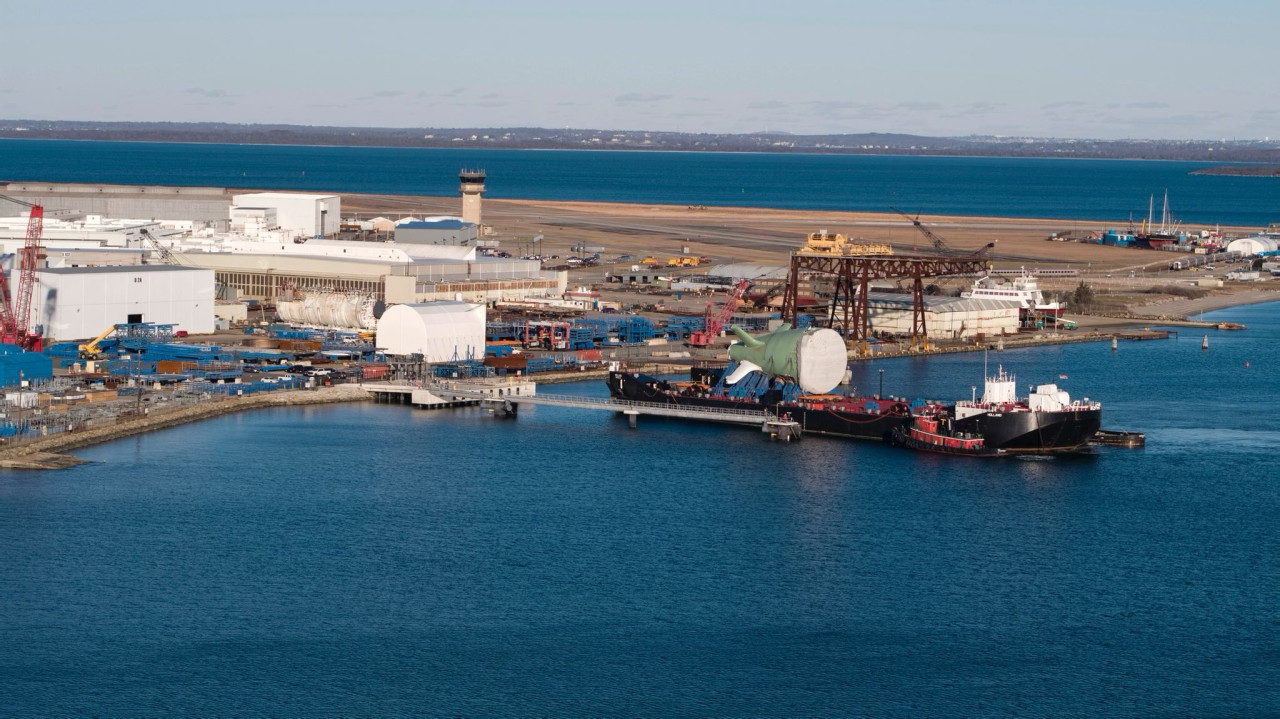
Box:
[866,292,1021,312]
[706,264,789,280]
[41,265,209,275]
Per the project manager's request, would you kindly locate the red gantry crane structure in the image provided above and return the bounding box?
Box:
[0,195,45,351]
[780,254,991,355]
[688,279,750,346]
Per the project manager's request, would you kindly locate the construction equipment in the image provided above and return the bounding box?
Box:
[891,208,998,258]
[799,230,894,257]
[892,208,995,295]
[140,228,183,265]
[78,325,119,359]
[688,279,750,346]
[0,194,45,351]
[891,207,952,254]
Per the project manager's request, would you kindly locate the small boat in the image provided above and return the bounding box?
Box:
[892,412,1005,457]
[1089,429,1145,448]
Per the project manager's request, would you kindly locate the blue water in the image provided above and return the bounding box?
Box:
[2,303,1276,717]
[3,139,1279,225]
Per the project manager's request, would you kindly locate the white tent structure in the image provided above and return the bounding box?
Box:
[1226,234,1280,256]
[375,302,485,361]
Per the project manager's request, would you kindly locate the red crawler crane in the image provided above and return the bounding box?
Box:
[0,195,45,351]
[687,279,749,346]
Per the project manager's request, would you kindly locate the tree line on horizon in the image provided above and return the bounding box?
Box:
[1,120,1278,164]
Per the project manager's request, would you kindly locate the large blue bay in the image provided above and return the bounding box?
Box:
[2,302,1277,717]
[2,139,1278,225]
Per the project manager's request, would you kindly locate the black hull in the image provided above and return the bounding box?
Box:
[607,371,910,442]
[608,372,1100,452]
[952,408,1101,452]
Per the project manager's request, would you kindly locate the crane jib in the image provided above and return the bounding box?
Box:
[0,194,45,351]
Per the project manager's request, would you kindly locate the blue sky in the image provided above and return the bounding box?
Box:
[4,0,1277,140]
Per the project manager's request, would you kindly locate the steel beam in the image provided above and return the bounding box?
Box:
[781,254,989,353]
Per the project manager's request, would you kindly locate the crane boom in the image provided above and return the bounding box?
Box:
[0,194,44,350]
[688,279,750,346]
[140,228,182,265]
[891,207,950,254]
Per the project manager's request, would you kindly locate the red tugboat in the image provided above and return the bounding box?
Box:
[892,411,1005,457]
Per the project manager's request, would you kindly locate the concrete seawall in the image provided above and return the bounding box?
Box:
[0,385,370,470]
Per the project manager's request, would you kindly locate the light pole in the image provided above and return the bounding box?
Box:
[878,369,884,398]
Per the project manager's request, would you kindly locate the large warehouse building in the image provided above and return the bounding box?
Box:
[0,182,233,222]
[179,240,564,306]
[29,265,215,341]
[861,293,1021,340]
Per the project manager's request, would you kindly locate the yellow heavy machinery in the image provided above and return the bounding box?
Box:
[666,256,702,267]
[78,326,118,360]
[798,230,893,257]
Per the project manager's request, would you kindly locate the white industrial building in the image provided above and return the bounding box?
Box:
[376,302,485,361]
[0,212,185,254]
[860,294,1021,340]
[29,265,215,342]
[230,192,340,238]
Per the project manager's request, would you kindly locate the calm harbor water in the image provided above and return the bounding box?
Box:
[2,138,1278,225]
[2,303,1277,716]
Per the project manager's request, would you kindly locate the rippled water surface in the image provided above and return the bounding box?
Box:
[2,303,1278,716]
[3,138,1278,224]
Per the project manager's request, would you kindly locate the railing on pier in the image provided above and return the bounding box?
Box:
[442,389,785,426]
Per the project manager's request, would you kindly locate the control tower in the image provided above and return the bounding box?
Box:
[458,169,486,226]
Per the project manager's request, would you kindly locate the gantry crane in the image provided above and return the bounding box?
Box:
[688,279,750,346]
[0,195,45,351]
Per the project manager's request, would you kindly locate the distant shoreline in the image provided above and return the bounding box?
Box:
[1191,165,1280,177]
[2,121,1278,163]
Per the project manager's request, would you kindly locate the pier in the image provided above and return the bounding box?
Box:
[364,382,803,440]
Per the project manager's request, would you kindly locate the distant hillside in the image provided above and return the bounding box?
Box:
[2,120,1278,163]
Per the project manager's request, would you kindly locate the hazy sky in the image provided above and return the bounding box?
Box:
[5,0,1277,140]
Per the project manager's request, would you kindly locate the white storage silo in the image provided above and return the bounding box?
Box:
[375,301,485,362]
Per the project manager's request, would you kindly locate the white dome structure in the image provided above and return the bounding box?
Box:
[375,301,485,361]
[1226,235,1280,256]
